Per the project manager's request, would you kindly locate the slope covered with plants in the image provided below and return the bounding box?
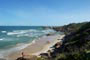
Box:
[52,22,87,34]
[53,22,90,60]
[38,22,90,60]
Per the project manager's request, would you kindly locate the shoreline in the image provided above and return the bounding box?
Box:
[7,34,65,60]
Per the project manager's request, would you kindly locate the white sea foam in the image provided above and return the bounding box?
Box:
[7,29,38,36]
[7,32,19,35]
[1,31,7,33]
[7,31,25,35]
[7,29,55,38]
[0,38,3,41]
[14,30,42,37]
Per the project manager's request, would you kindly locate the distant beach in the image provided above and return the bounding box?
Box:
[7,34,65,60]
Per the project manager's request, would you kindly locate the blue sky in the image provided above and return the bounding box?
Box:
[0,0,90,26]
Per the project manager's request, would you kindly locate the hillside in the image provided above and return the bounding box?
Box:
[52,22,87,34]
[53,22,90,60]
[39,22,90,60]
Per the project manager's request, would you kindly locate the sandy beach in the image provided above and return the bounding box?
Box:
[7,34,65,60]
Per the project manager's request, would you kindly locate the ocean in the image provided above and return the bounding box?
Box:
[0,26,56,58]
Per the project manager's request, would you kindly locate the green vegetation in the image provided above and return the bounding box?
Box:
[40,22,90,60]
[52,22,87,34]
[55,22,90,60]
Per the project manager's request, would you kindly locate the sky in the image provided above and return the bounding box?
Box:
[0,0,90,26]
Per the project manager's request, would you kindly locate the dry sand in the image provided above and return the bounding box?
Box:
[7,34,65,60]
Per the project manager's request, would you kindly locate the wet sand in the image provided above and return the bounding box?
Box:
[7,34,65,60]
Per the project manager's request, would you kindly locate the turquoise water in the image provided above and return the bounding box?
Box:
[0,26,56,57]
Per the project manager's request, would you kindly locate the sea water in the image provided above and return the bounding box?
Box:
[0,26,56,58]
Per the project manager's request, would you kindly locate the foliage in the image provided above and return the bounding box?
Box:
[39,22,90,60]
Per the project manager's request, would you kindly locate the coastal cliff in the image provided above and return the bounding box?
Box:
[39,22,90,60]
